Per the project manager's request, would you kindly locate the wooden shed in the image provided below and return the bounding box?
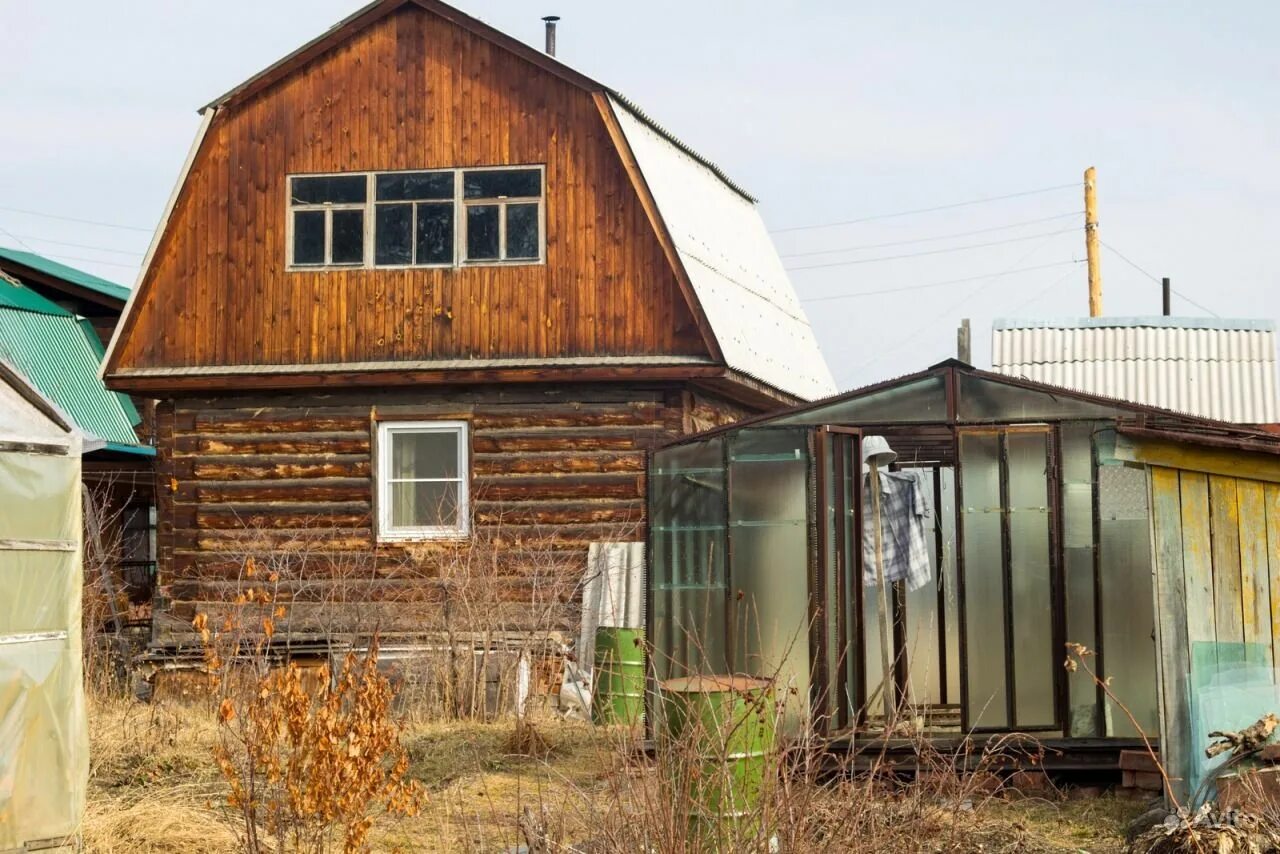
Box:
[1115,429,1280,800]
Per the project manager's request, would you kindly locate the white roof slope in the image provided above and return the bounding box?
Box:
[609,96,837,401]
[992,317,1279,423]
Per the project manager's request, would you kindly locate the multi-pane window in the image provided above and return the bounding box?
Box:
[462,169,542,262]
[289,175,367,266]
[376,421,469,540]
[288,167,543,269]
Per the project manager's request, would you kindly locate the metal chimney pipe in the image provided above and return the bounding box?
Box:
[1162,277,1171,316]
[542,15,560,56]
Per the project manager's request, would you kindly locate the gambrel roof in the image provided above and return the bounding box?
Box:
[104,0,835,402]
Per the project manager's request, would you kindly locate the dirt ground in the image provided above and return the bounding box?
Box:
[81,693,1147,853]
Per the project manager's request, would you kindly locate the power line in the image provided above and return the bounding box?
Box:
[4,234,145,257]
[779,212,1082,258]
[0,204,152,233]
[22,252,140,270]
[839,229,1072,378]
[0,224,37,254]
[1005,266,1081,315]
[1099,239,1220,317]
[800,260,1080,303]
[770,182,1080,234]
[786,228,1076,271]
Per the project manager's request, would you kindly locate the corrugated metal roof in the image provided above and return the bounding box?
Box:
[0,246,131,303]
[609,95,836,402]
[0,278,70,315]
[992,317,1280,423]
[0,278,144,447]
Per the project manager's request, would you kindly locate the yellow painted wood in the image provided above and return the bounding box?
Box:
[1150,466,1190,804]
[1209,475,1244,648]
[1236,479,1272,666]
[1113,433,1280,485]
[1179,472,1216,646]
[1266,484,1280,668]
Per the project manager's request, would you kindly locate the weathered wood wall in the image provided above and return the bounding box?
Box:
[111,3,705,374]
[1149,464,1280,802]
[151,382,744,646]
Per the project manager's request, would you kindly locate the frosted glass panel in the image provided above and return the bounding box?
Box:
[729,430,810,725]
[650,438,728,681]
[957,375,1125,422]
[1007,431,1054,727]
[960,433,1007,728]
[1098,464,1157,736]
[776,375,947,426]
[1061,423,1099,736]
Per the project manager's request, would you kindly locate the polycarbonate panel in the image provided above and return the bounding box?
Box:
[0,452,78,542]
[959,432,1007,728]
[957,374,1126,422]
[1098,464,1158,736]
[728,429,810,725]
[650,438,728,681]
[1006,431,1054,727]
[903,467,942,706]
[1060,423,1099,736]
[0,445,86,849]
[775,375,948,426]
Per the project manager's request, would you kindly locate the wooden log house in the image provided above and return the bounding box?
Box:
[102,0,835,649]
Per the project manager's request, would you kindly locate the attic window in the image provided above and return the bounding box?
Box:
[287,166,544,270]
[462,168,543,262]
[289,175,367,266]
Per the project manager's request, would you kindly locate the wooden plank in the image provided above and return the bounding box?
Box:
[1115,433,1280,486]
[1237,479,1272,666]
[1209,475,1245,649]
[1266,484,1280,669]
[1150,467,1190,803]
[1180,472,1216,647]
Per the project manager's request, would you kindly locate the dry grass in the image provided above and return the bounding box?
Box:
[81,688,1146,853]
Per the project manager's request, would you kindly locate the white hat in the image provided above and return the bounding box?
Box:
[861,435,897,475]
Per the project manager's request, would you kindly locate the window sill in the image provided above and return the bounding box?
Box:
[377,530,471,544]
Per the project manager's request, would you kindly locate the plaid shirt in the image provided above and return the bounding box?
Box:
[862,469,933,591]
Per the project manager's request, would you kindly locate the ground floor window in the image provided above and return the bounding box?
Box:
[376,421,469,540]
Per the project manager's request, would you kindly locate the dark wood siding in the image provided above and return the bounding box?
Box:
[113,5,705,375]
[149,382,751,645]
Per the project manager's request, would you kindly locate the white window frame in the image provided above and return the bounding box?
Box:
[286,172,370,268]
[376,420,470,541]
[459,165,546,265]
[286,165,545,272]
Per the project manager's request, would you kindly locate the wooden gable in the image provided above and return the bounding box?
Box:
[106,3,710,385]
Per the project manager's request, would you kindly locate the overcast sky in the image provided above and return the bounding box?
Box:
[2,1,1277,389]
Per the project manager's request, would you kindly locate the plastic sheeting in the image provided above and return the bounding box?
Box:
[0,446,87,850]
[1186,642,1280,807]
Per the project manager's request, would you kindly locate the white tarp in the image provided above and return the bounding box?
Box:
[561,542,645,716]
[0,382,87,849]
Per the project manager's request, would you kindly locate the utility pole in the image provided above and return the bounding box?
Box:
[957,318,971,364]
[1084,166,1102,317]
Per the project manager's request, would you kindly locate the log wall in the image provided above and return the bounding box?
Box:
[151,382,744,646]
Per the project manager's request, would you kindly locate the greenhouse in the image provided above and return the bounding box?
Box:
[647,360,1280,765]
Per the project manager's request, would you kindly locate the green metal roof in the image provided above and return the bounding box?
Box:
[0,276,145,449]
[0,275,69,315]
[0,246,132,303]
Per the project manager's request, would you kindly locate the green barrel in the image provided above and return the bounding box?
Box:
[592,626,645,726]
[658,675,776,844]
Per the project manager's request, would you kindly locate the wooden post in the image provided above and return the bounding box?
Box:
[869,461,894,724]
[1085,166,1102,317]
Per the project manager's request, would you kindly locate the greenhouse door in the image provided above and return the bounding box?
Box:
[814,426,862,732]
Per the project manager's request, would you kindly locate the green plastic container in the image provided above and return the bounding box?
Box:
[659,675,776,844]
[592,626,645,726]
